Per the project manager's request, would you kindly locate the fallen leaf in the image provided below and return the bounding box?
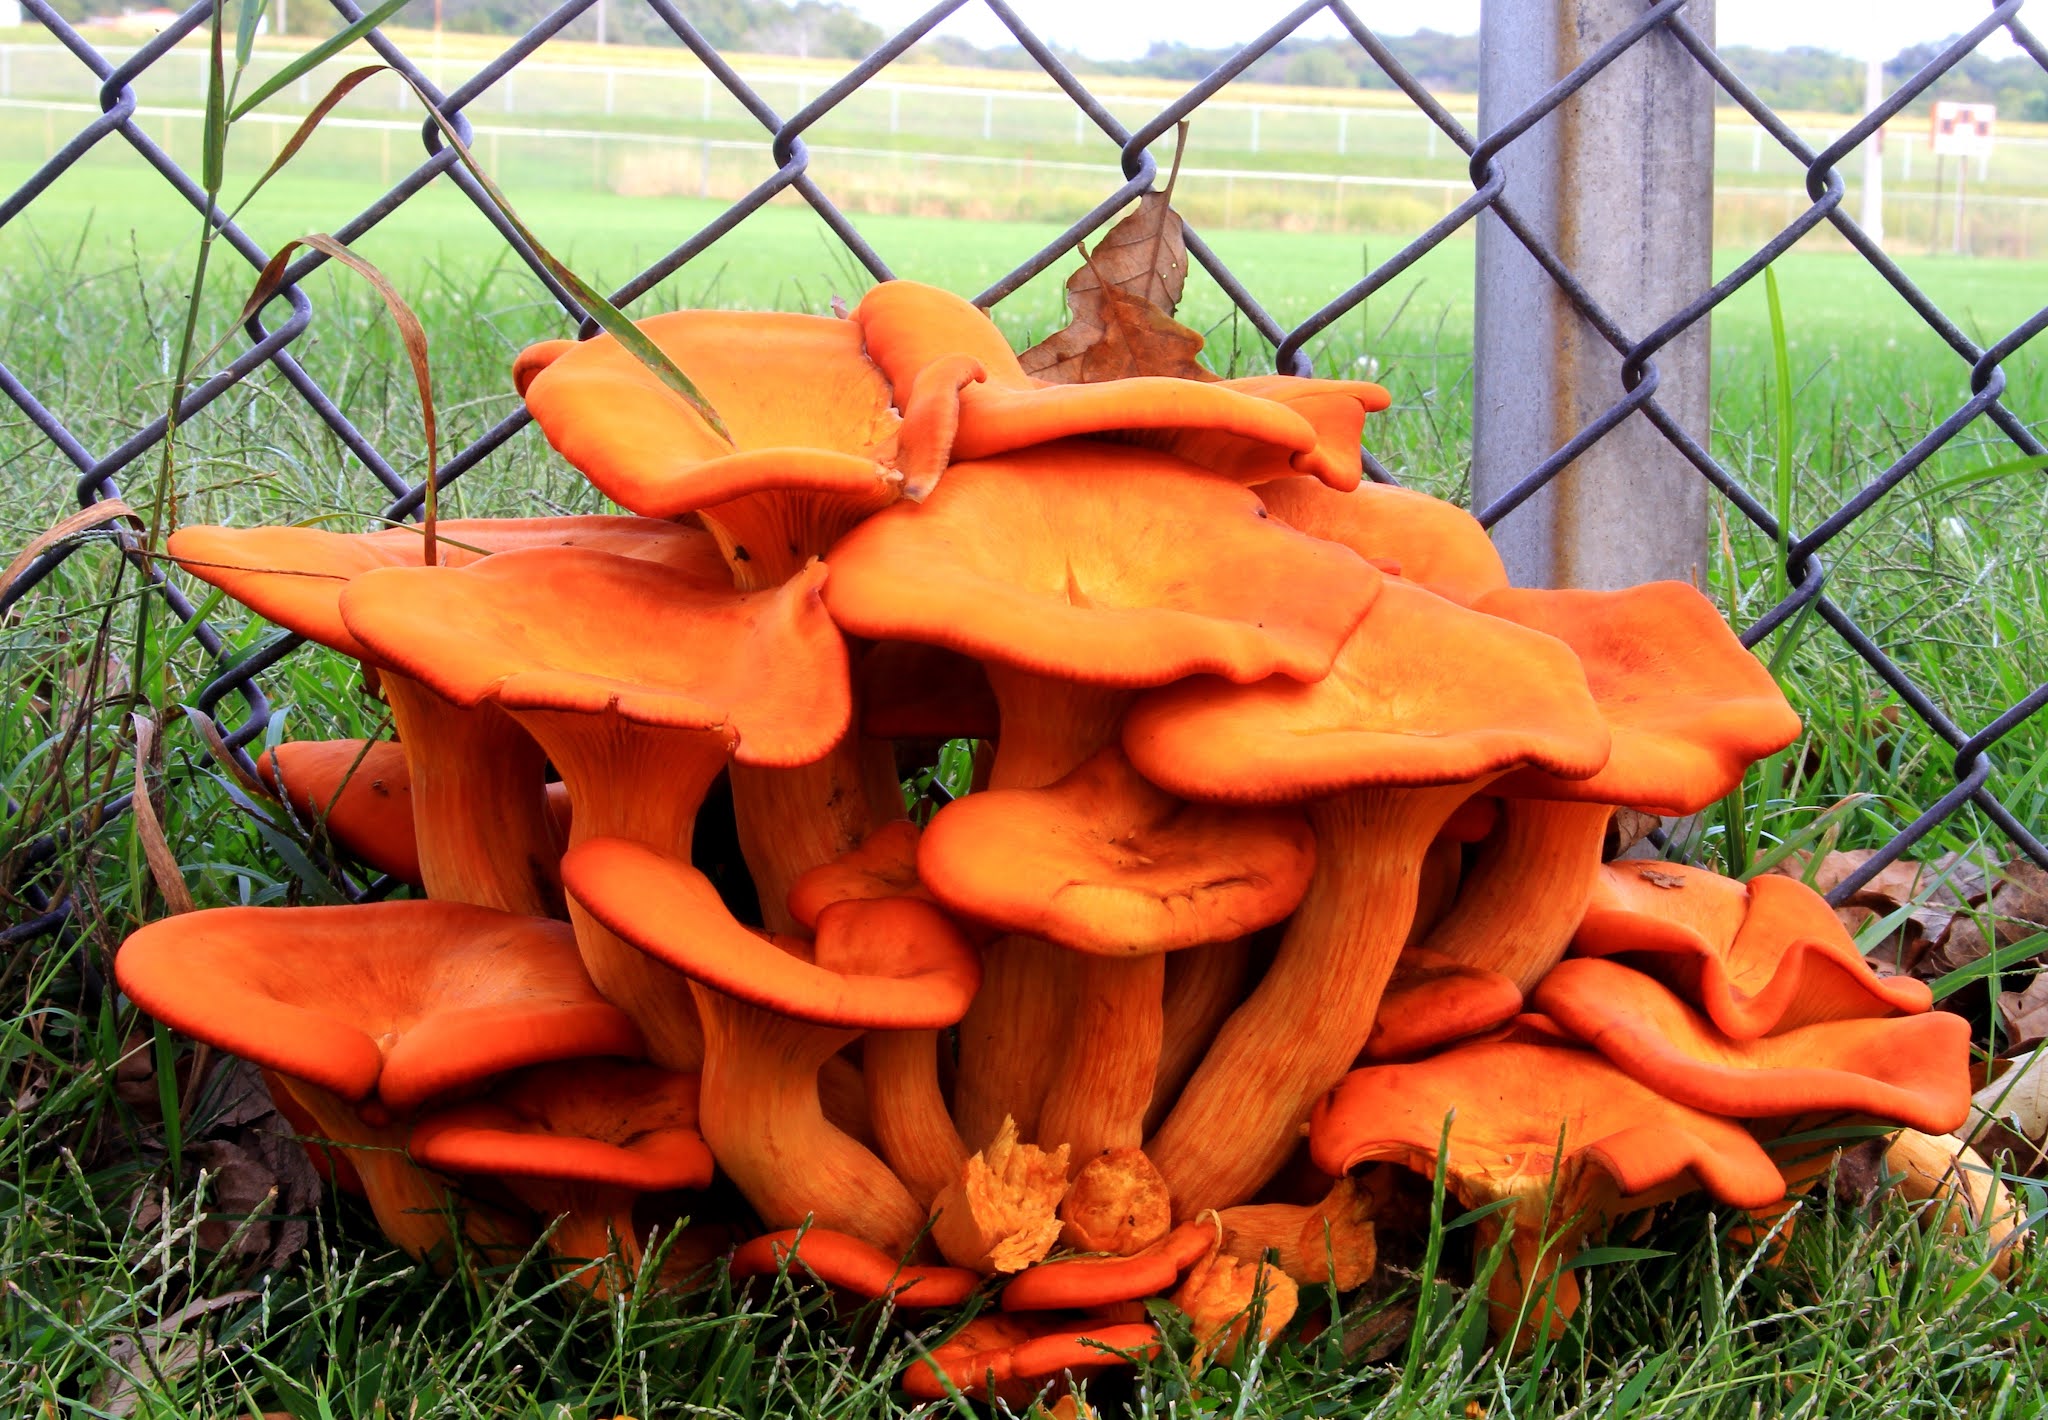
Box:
[1772,849,1989,975]
[1924,860,2048,981]
[1018,123,1217,385]
[1998,973,2048,1054]
[1603,808,1662,860]
[1967,1042,2048,1177]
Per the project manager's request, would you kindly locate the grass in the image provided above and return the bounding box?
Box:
[3,55,2048,1414]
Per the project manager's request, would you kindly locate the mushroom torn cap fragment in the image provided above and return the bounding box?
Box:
[257,739,422,886]
[1479,582,1803,814]
[1254,476,1508,607]
[167,516,729,661]
[1573,869,1931,1038]
[564,838,980,1030]
[918,746,1315,955]
[114,901,642,1112]
[340,550,849,770]
[851,280,1386,489]
[406,1060,711,1191]
[729,1227,979,1307]
[929,1116,1070,1273]
[1364,950,1524,1061]
[1172,1250,1299,1365]
[785,819,934,930]
[518,309,904,520]
[1533,958,1970,1133]
[1059,1147,1173,1255]
[822,442,1384,690]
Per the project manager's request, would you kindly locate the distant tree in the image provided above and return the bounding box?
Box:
[1284,45,1355,89]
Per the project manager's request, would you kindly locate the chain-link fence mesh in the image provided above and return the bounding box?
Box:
[2,0,2044,946]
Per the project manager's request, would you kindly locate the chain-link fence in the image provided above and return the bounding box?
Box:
[2,0,2044,947]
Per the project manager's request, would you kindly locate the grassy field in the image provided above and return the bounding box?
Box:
[3,83,2047,1413]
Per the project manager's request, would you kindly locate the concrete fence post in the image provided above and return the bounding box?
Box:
[1471,0,1716,591]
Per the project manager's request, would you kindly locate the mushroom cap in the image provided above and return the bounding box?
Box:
[852,281,1386,489]
[1363,950,1525,1061]
[256,739,422,886]
[729,1227,979,1307]
[823,443,1383,689]
[1531,958,1970,1134]
[1000,1218,1216,1311]
[898,1315,1159,1402]
[1477,583,1803,813]
[166,516,728,660]
[339,550,848,767]
[518,310,904,519]
[916,746,1316,956]
[1253,477,1509,607]
[1309,1041,1787,1211]
[563,837,980,1030]
[785,820,935,930]
[115,902,642,1112]
[408,1061,713,1190]
[1122,578,1612,805]
[1573,868,1931,1038]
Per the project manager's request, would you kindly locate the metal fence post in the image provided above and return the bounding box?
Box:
[1472,0,1716,590]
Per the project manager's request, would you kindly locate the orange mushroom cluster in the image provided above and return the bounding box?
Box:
[117,280,1971,1385]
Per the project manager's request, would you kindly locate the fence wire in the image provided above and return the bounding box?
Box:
[1,0,2044,945]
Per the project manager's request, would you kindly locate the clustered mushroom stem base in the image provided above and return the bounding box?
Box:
[1036,953,1166,1168]
[953,668,1134,1151]
[1418,799,1612,994]
[729,738,900,936]
[517,1181,640,1298]
[518,709,729,1070]
[381,674,563,918]
[864,1028,970,1205]
[1148,781,1492,1217]
[694,987,928,1255]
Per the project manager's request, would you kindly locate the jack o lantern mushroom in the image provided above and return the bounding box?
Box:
[340,549,850,1070]
[257,739,421,887]
[408,1060,713,1296]
[917,746,1316,1163]
[1123,578,1611,1215]
[169,515,725,917]
[115,901,641,1260]
[562,836,979,1256]
[729,1227,979,1307]
[824,441,1381,1148]
[1252,476,1509,607]
[1311,1041,1787,1340]
[1419,582,1803,995]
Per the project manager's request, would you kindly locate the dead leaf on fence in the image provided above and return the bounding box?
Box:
[0,499,143,609]
[1018,122,1218,385]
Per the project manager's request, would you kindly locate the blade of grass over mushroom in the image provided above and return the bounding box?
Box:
[238,237,440,562]
[402,82,731,446]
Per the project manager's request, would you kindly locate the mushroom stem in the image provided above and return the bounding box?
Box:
[511,709,726,1070]
[285,1081,487,1263]
[1149,939,1257,1134]
[1417,799,1612,993]
[866,1029,971,1205]
[1148,782,1485,1216]
[517,1180,641,1296]
[954,668,1132,1149]
[694,987,926,1255]
[381,674,563,917]
[1036,954,1165,1166]
[729,737,898,935]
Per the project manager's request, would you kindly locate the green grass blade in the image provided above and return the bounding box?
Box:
[202,4,227,194]
[234,0,268,74]
[228,0,410,120]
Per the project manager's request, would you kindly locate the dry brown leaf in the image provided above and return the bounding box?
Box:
[1926,860,2048,981]
[1999,973,2048,1055]
[0,499,142,608]
[88,1289,259,1416]
[1603,808,1662,860]
[1018,124,1218,385]
[129,713,196,916]
[1968,1042,2048,1177]
[1772,848,1989,975]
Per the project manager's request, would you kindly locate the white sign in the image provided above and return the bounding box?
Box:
[1931,101,1995,158]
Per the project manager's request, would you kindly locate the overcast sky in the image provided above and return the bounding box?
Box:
[846,1,2022,64]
